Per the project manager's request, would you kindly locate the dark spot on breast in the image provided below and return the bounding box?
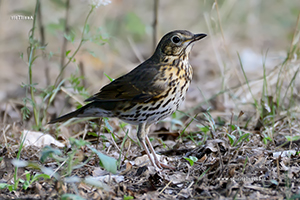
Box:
[145,112,155,118]
[142,106,149,111]
[172,59,179,66]
[148,100,163,111]
[136,105,143,110]
[171,87,177,94]
[123,103,137,112]
[180,82,187,92]
[157,112,172,121]
[162,99,172,107]
[162,88,172,98]
[176,67,180,76]
[160,109,169,114]
[168,79,176,87]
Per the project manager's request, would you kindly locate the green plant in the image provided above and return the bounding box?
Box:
[21,0,42,127]
[203,110,216,139]
[21,0,109,130]
[196,125,210,145]
[123,195,134,200]
[226,125,251,147]
[0,132,50,192]
[12,131,28,191]
[35,138,116,198]
[61,194,86,200]
[88,145,117,174]
[117,129,129,169]
[68,74,90,99]
[184,156,198,166]
[40,138,117,176]
[22,171,50,190]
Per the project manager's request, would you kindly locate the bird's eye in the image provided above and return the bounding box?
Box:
[171,36,181,44]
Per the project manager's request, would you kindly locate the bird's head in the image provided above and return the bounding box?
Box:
[154,30,207,58]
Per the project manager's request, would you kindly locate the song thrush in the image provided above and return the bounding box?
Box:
[49,30,207,169]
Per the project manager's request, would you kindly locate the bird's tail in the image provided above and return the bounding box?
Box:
[48,101,116,124]
[48,104,87,124]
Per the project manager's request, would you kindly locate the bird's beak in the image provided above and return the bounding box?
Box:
[185,33,207,46]
[184,33,207,53]
[192,33,207,41]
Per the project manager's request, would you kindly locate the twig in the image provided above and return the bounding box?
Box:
[127,36,144,63]
[58,0,70,85]
[61,86,85,105]
[288,13,300,60]
[82,123,88,140]
[37,1,50,86]
[2,124,10,150]
[159,180,172,195]
[110,132,121,153]
[54,6,95,87]
[214,0,244,99]
[153,0,159,51]
[185,163,190,180]
[79,61,86,88]
[51,159,67,178]
[96,118,103,150]
[3,103,8,124]
[214,0,229,58]
[27,0,40,127]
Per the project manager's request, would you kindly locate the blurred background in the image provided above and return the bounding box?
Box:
[0,0,299,123]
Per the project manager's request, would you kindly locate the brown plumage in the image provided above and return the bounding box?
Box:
[49,30,207,169]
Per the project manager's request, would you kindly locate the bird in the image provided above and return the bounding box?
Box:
[49,30,207,170]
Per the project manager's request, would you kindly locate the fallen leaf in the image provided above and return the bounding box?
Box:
[273,150,296,158]
[22,130,64,148]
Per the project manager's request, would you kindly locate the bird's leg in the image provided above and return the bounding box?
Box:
[137,123,175,170]
[145,135,175,170]
[137,123,159,169]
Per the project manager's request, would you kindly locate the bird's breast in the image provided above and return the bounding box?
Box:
[115,57,193,125]
[143,58,193,121]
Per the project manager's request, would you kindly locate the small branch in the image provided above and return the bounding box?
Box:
[27,0,40,127]
[127,36,144,63]
[58,0,70,85]
[79,61,86,88]
[61,86,85,105]
[152,0,159,51]
[37,1,50,86]
[288,13,300,60]
[54,6,95,87]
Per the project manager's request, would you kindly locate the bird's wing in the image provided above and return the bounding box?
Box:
[85,63,167,103]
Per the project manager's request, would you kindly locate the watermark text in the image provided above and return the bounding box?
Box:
[11,15,33,20]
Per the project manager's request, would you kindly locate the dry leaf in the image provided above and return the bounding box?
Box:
[22,130,64,148]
